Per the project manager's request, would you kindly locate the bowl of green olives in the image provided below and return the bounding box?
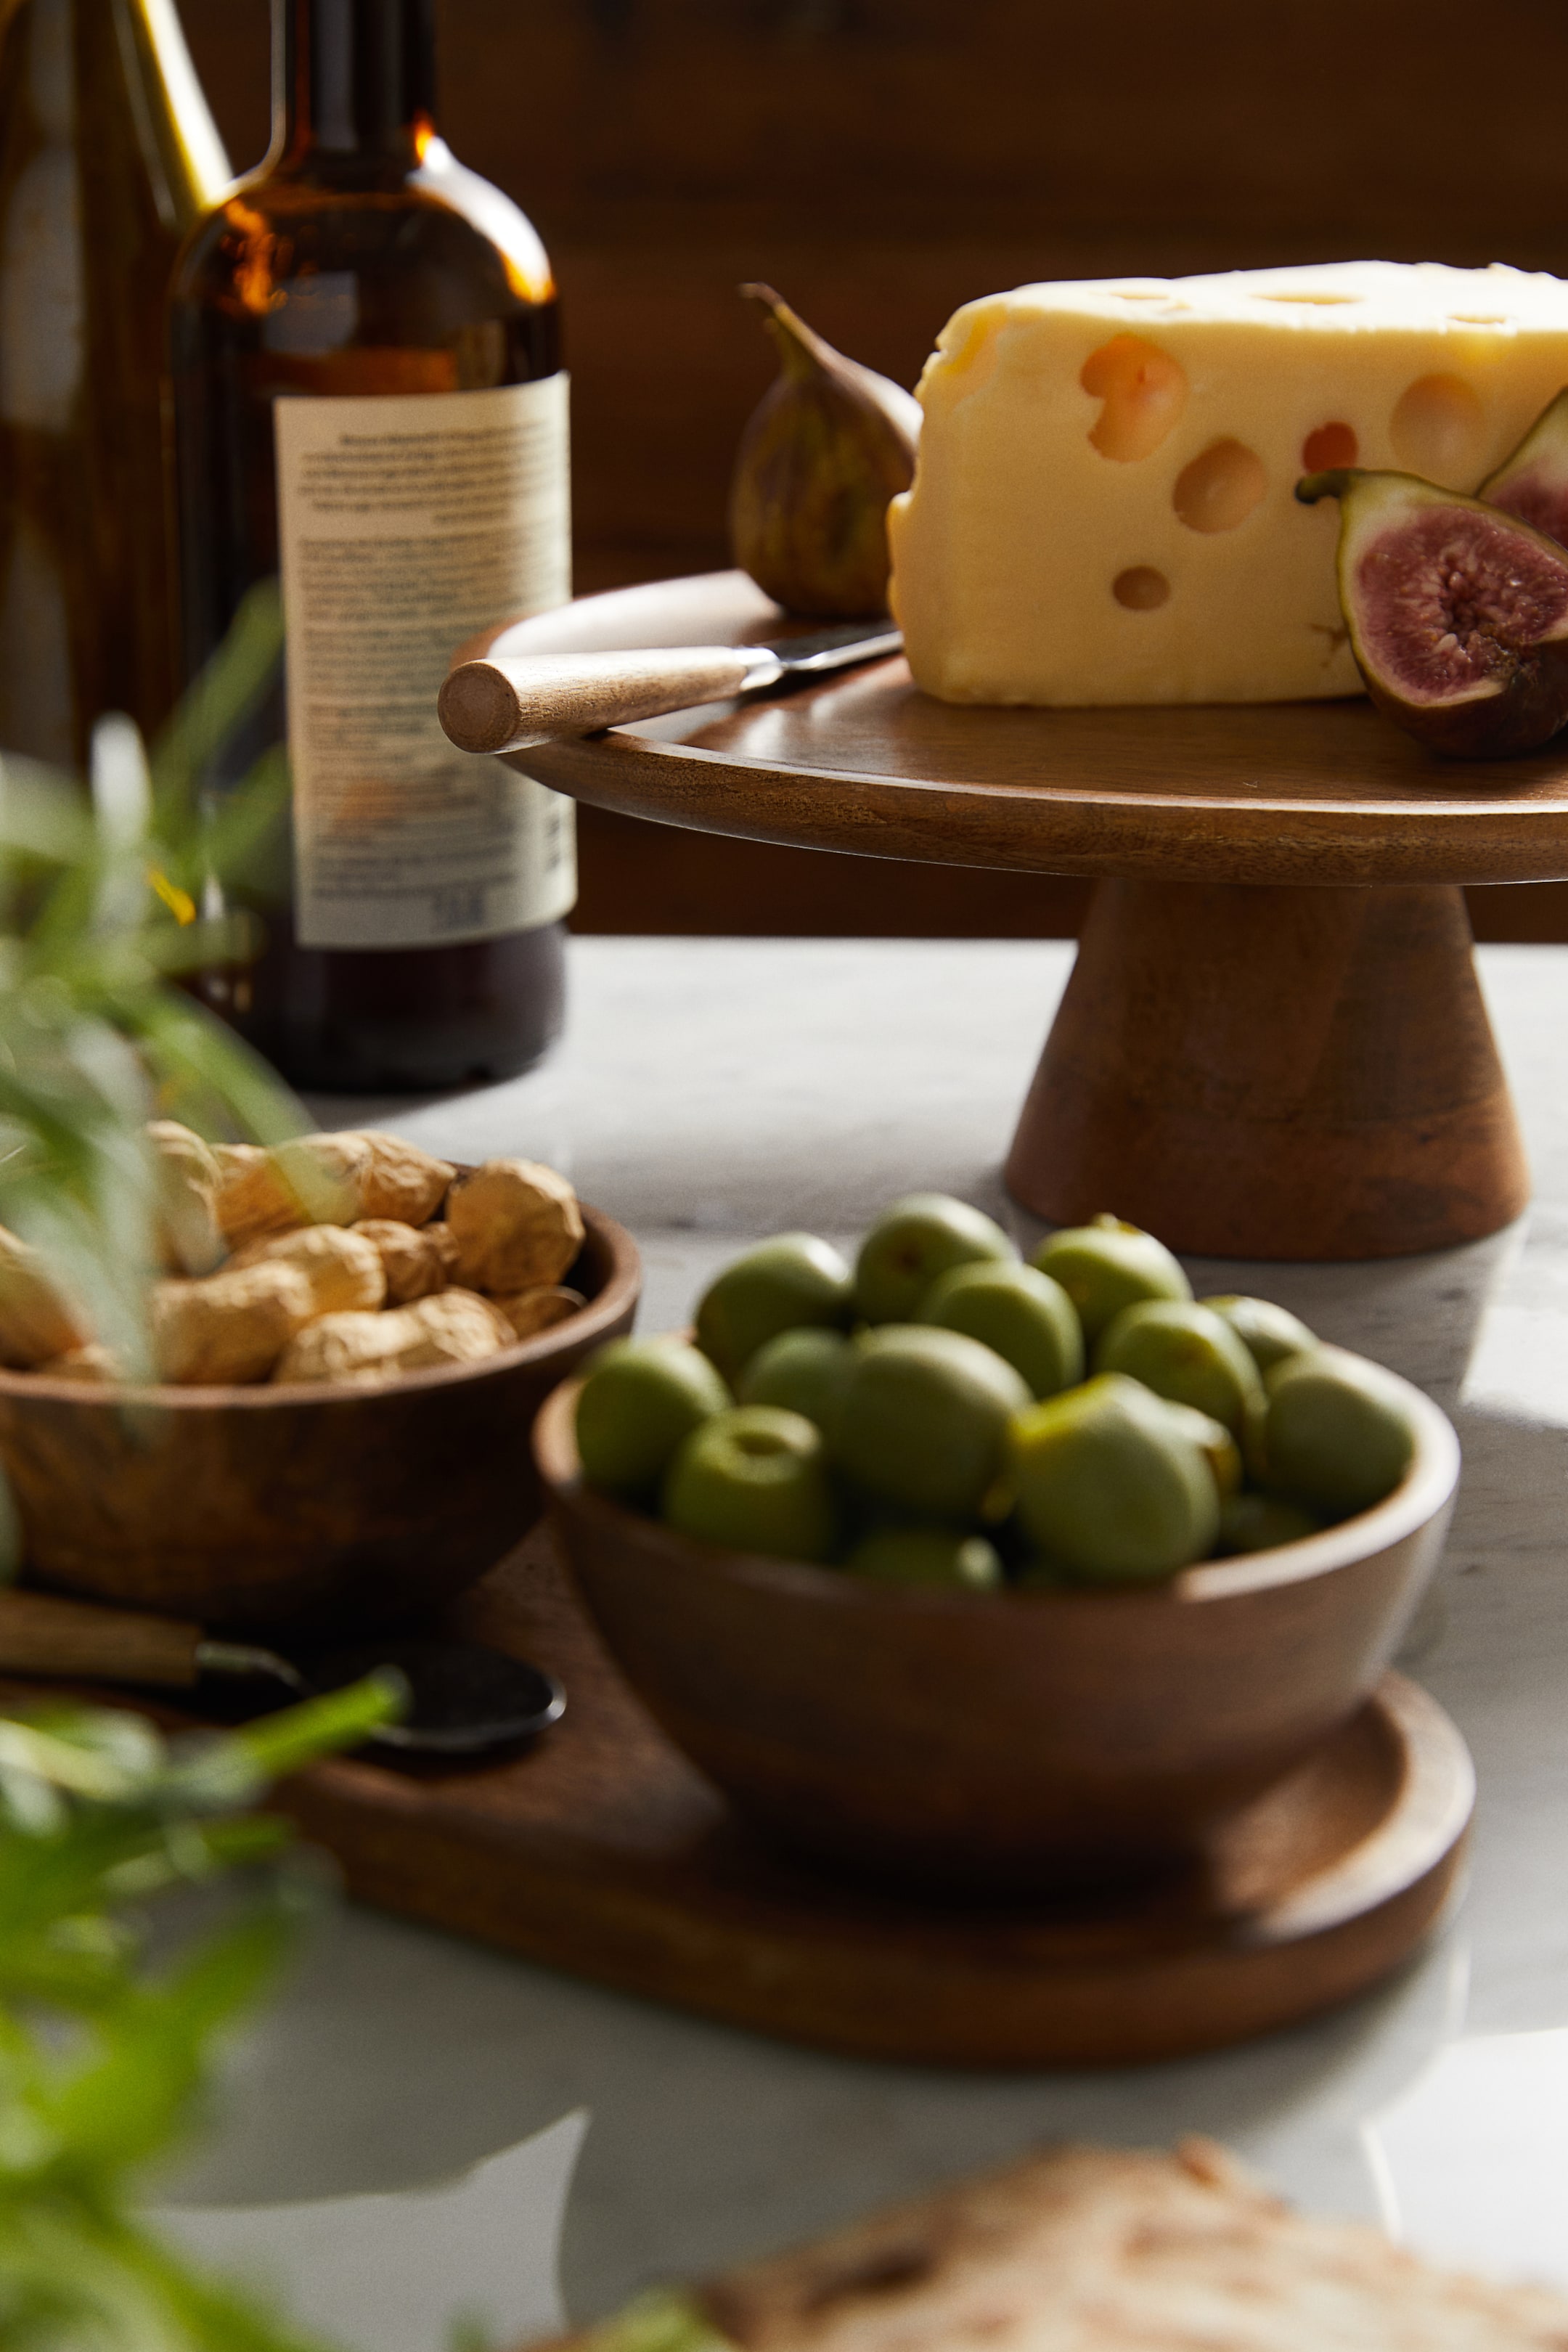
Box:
[534,1198,1461,1893]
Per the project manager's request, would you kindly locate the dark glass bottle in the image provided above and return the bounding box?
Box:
[170,0,572,1091]
[0,0,229,767]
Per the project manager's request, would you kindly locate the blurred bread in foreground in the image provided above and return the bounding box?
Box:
[528,2139,1568,2352]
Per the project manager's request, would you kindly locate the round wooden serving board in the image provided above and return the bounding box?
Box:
[178,1532,1474,2073]
[486,571,1568,889]
[478,573,1561,1259]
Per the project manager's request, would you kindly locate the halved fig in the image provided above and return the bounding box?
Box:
[1477,387,1568,546]
[1297,466,1568,756]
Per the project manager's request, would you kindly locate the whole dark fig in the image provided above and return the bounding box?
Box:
[730,284,920,620]
[1478,388,1568,548]
[1296,467,1568,757]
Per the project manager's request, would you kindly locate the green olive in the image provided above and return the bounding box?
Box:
[854,1193,1016,1325]
[1094,1299,1265,1440]
[917,1259,1083,1398]
[1155,1399,1242,1500]
[1200,1294,1317,1374]
[1008,1371,1220,1584]
[662,1405,836,1561]
[737,1326,853,1431]
[1031,1214,1190,1344]
[575,1336,731,1498]
[1260,1346,1418,1517]
[830,1324,1030,1519]
[843,1526,1003,1588]
[695,1233,853,1382]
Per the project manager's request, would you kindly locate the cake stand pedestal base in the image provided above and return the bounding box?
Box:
[1005,879,1529,1260]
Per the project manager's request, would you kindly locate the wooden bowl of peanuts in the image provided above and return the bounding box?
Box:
[0,1126,640,1633]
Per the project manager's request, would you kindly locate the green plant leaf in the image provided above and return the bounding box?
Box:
[149,580,285,836]
[0,585,317,1368]
[0,1683,403,2350]
[0,571,415,2351]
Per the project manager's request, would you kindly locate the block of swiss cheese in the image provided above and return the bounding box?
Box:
[888,261,1568,706]
[539,2139,1568,2352]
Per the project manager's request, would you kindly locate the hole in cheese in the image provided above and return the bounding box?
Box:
[1450,313,1505,326]
[1113,567,1170,611]
[1254,291,1360,306]
[1080,335,1188,462]
[1302,421,1359,470]
[1173,440,1268,534]
[1389,374,1485,483]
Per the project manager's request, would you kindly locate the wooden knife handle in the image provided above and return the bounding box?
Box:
[438,644,756,755]
[0,1589,204,1687]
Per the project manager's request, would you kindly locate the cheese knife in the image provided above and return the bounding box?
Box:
[437,618,903,756]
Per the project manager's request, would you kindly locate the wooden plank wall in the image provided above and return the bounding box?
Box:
[179,0,1568,940]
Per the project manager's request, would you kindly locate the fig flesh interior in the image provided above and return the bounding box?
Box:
[1297,465,1568,757]
[1353,502,1568,707]
[1483,465,1568,546]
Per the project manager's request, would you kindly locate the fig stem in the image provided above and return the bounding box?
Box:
[739,279,838,385]
[1296,468,1358,506]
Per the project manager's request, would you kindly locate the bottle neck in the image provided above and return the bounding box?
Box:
[277,0,437,168]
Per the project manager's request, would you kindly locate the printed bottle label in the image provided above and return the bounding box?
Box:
[274,374,575,950]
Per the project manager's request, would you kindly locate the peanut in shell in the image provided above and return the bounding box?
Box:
[273,1287,511,1385]
[213,1135,367,1244]
[38,1343,120,1384]
[492,1284,586,1340]
[228,1225,387,1318]
[336,1130,454,1226]
[147,1120,224,1276]
[0,1227,85,1368]
[353,1218,459,1304]
[153,1261,317,1385]
[446,1159,584,1293]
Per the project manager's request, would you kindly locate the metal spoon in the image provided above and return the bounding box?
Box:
[0,1588,563,1758]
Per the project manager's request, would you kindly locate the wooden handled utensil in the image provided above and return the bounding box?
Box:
[0,1588,229,1686]
[0,1588,564,1757]
[437,618,902,756]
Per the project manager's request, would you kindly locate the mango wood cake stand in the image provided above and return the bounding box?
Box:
[482,572,1568,1259]
[7,1530,1470,2070]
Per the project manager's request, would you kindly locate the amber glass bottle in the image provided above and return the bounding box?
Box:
[0,0,229,765]
[171,0,572,1091]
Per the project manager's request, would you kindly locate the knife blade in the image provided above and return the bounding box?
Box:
[437,619,903,756]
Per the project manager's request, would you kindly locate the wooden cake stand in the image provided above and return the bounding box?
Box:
[483,572,1568,1260]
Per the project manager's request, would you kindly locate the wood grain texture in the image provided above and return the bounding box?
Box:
[0,1207,639,1638]
[482,576,1568,889]
[565,805,1568,945]
[527,687,1568,889]
[0,1591,203,1686]
[535,1379,1457,1891]
[245,1530,1474,2070]
[440,646,756,754]
[1006,881,1532,1258]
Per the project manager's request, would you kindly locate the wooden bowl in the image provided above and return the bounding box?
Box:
[0,1205,639,1637]
[535,1371,1459,1892]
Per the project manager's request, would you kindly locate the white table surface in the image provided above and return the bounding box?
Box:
[160,937,1568,2332]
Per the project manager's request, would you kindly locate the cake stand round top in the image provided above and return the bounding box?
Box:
[478,570,1568,889]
